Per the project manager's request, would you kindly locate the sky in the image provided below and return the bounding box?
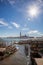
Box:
[0,0,43,37]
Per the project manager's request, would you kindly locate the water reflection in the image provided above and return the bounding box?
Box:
[25,45,28,56]
[16,45,19,50]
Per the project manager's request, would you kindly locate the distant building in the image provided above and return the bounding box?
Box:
[20,32,21,38]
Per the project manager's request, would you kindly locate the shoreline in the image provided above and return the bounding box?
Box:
[0,45,17,60]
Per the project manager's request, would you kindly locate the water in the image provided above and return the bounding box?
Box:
[2,38,28,46]
[3,38,28,42]
[13,44,31,65]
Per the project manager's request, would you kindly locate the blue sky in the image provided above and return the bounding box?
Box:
[0,0,43,37]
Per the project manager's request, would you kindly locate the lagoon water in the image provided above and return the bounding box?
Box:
[3,38,28,42]
[2,38,29,46]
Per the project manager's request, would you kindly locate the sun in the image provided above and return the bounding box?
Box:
[29,7,37,17]
[28,6,39,18]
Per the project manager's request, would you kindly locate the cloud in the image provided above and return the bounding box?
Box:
[28,30,43,36]
[0,0,3,2]
[0,19,20,29]
[8,26,13,29]
[38,0,42,3]
[11,22,20,28]
[28,30,38,34]
[0,19,14,29]
[0,25,3,27]
[22,28,29,31]
[24,24,27,27]
[37,0,43,3]
[0,19,8,26]
[36,0,43,9]
[37,33,43,36]
[8,0,15,5]
[0,0,16,6]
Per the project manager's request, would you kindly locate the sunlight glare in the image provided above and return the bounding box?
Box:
[28,6,39,18]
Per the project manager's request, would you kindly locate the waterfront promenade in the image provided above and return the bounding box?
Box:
[0,45,27,65]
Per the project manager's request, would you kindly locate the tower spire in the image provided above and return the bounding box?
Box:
[20,32,21,38]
